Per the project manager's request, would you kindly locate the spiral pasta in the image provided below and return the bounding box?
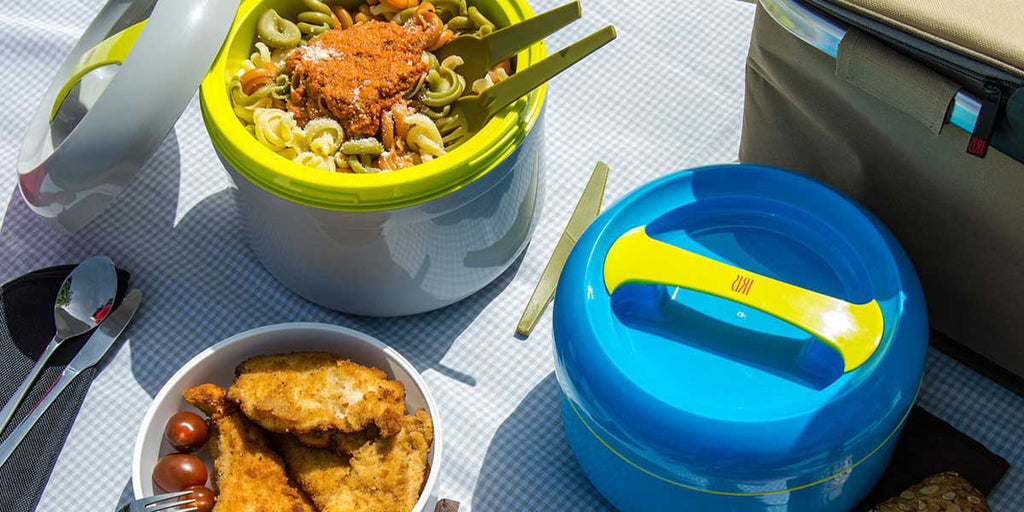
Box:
[240,42,273,73]
[234,94,273,124]
[304,118,345,156]
[231,0,514,173]
[369,3,400,20]
[444,2,495,36]
[297,0,336,37]
[405,113,446,159]
[431,0,463,15]
[345,154,380,173]
[253,108,300,152]
[471,67,508,94]
[294,151,336,171]
[258,9,302,48]
[421,55,465,108]
[231,74,290,109]
[341,138,385,156]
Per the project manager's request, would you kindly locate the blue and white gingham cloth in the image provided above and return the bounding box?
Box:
[0,1,1021,510]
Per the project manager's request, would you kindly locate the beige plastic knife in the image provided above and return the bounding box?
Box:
[516,162,609,336]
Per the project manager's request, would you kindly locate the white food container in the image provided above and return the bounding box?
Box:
[18,0,547,316]
[132,322,443,511]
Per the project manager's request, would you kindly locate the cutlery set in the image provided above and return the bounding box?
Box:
[0,257,142,468]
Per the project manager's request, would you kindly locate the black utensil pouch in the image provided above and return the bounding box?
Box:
[0,264,130,512]
[856,407,1009,510]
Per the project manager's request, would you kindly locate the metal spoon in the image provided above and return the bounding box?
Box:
[0,256,117,434]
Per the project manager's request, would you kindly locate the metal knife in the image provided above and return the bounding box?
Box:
[516,162,609,336]
[0,289,143,467]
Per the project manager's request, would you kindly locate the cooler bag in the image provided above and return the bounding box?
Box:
[740,0,1024,378]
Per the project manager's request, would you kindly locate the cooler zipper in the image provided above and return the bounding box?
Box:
[801,0,1022,92]
[800,0,1021,157]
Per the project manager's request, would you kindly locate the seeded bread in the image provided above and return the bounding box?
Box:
[870,472,989,512]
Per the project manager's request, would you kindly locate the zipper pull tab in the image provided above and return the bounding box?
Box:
[967,83,1002,158]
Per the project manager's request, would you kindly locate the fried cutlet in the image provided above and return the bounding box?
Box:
[227,353,406,437]
[273,410,434,512]
[295,426,381,455]
[183,384,316,512]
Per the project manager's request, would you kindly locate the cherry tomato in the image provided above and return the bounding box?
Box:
[165,411,209,452]
[152,454,207,492]
[183,485,216,512]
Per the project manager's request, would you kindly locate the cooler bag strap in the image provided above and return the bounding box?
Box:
[837,29,961,135]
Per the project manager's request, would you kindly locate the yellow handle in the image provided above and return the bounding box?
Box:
[51,21,147,120]
[604,227,884,372]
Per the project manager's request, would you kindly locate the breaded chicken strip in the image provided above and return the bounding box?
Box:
[228,353,406,437]
[273,410,434,512]
[183,384,316,512]
[295,427,381,455]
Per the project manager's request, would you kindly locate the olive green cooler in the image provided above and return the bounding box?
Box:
[740,0,1024,379]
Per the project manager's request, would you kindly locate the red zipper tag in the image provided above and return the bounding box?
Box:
[967,84,1002,158]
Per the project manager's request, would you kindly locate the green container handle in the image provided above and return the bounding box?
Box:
[51,20,147,120]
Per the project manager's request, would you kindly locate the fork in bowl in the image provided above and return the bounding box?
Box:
[116,491,197,512]
[431,0,616,136]
[433,1,583,83]
[449,25,616,134]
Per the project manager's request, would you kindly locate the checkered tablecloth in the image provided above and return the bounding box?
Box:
[0,1,1021,510]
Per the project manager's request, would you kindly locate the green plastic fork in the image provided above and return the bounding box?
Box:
[434,1,582,83]
[452,25,617,133]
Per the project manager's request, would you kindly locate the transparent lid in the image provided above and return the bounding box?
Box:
[16,0,237,232]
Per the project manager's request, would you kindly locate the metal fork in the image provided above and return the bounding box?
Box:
[116,491,197,512]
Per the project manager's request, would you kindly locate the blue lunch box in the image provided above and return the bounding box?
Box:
[553,164,928,511]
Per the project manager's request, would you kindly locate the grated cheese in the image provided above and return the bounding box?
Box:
[303,45,338,62]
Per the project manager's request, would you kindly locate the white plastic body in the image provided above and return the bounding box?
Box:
[132,323,442,512]
[224,113,546,316]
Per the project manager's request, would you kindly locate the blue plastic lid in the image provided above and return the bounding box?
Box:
[553,165,928,493]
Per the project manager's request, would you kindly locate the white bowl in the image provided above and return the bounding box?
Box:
[132,322,442,512]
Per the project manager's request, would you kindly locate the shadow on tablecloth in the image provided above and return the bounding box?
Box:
[473,373,615,511]
[472,372,1011,512]
[118,480,133,509]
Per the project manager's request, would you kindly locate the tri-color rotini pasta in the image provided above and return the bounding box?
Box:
[231,0,512,173]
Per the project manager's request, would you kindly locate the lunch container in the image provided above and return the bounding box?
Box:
[744,0,1024,378]
[18,0,547,316]
[553,164,928,511]
[132,322,443,512]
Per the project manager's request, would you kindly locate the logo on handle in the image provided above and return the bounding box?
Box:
[731,274,754,296]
